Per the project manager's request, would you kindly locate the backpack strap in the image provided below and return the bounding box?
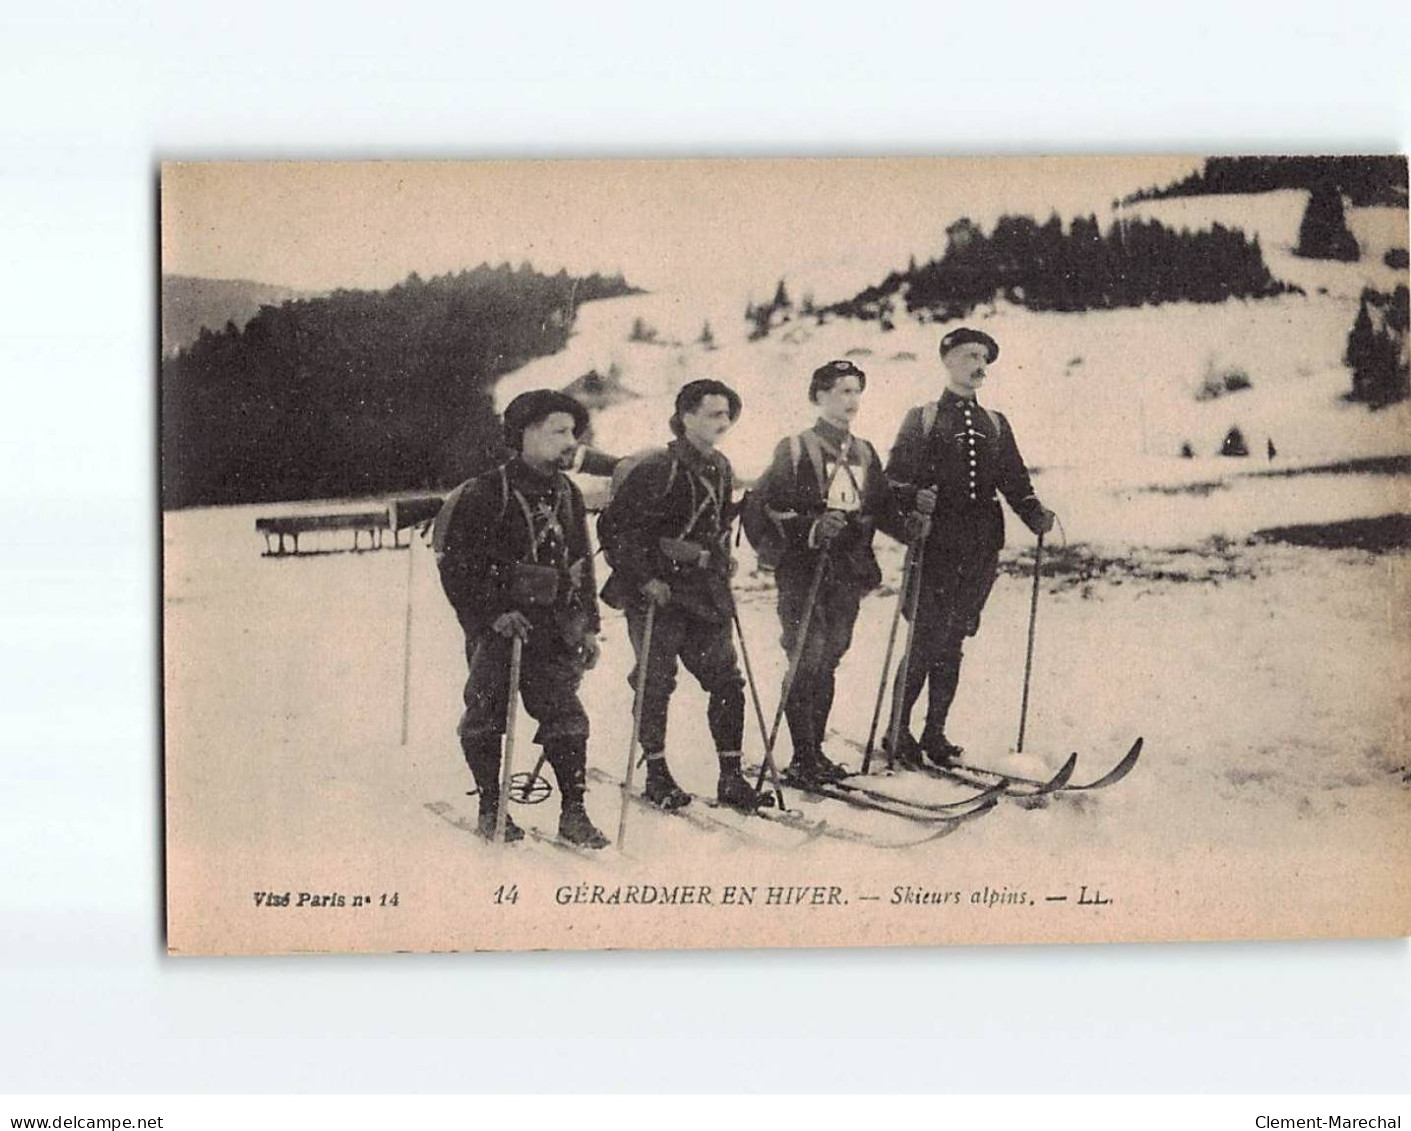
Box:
[792,429,855,507]
[921,401,938,437]
[788,435,803,482]
[507,479,571,565]
[797,432,828,496]
[432,467,510,558]
[431,479,471,556]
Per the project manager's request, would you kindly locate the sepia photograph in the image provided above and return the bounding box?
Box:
[160,155,1410,955]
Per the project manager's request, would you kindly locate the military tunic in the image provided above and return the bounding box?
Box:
[598,439,746,756]
[885,390,1048,747]
[759,417,906,760]
[435,457,599,759]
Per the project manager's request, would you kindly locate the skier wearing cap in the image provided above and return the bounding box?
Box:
[433,389,609,847]
[884,328,1056,768]
[755,359,912,787]
[598,379,764,813]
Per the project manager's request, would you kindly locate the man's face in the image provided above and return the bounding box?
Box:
[680,394,736,448]
[814,374,863,424]
[520,412,581,468]
[942,342,991,396]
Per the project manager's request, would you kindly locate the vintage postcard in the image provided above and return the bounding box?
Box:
[161,156,1410,955]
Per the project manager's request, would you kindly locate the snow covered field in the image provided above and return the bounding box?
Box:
[163,193,1410,953]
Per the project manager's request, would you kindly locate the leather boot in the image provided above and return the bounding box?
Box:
[545,741,609,849]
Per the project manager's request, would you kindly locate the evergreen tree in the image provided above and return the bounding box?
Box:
[1295,182,1360,261]
[1347,286,1411,406]
[1345,294,1376,373]
[1221,427,1249,458]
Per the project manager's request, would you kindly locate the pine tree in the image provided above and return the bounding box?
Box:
[1345,294,1376,372]
[1295,182,1360,261]
[1221,427,1249,457]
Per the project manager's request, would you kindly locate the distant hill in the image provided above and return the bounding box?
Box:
[1121,156,1408,209]
[812,211,1296,328]
[161,263,640,508]
[162,275,320,355]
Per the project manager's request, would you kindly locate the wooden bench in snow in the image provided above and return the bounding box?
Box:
[256,495,450,556]
[255,509,391,556]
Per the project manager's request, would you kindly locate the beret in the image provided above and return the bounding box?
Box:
[502,389,590,448]
[938,327,999,363]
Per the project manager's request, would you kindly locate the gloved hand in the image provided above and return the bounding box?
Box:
[641,579,672,607]
[492,611,532,640]
[811,510,849,547]
[914,487,938,516]
[904,512,931,541]
[1035,507,1056,536]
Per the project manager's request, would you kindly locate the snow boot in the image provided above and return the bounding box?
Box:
[463,733,524,842]
[475,798,525,843]
[782,757,826,789]
[643,754,692,810]
[558,805,610,848]
[717,753,766,812]
[921,733,965,768]
[814,748,851,782]
[545,741,609,850]
[882,731,925,771]
[782,748,833,788]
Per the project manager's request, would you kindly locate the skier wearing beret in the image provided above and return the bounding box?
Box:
[752,359,913,787]
[433,389,609,847]
[597,379,765,814]
[884,328,1057,768]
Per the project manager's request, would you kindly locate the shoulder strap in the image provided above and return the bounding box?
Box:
[984,406,1002,434]
[431,478,472,556]
[798,432,828,496]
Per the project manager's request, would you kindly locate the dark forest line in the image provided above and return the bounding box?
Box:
[161,263,638,509]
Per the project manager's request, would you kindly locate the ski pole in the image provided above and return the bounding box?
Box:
[861,536,918,774]
[398,525,418,746]
[754,547,830,794]
[493,633,525,845]
[1015,529,1045,754]
[884,517,930,770]
[733,605,786,809]
[617,600,657,848]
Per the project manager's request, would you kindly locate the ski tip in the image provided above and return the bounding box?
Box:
[1072,737,1144,791]
[1047,751,1079,791]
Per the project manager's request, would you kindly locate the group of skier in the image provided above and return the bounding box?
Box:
[433,327,1056,849]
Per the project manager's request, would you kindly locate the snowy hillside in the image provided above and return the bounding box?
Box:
[498,193,1409,504]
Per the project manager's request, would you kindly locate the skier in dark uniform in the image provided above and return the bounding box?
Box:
[597,379,763,813]
[755,359,912,786]
[433,389,609,847]
[884,327,1056,768]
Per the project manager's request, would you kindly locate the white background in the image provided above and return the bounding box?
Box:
[1,0,1408,1094]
